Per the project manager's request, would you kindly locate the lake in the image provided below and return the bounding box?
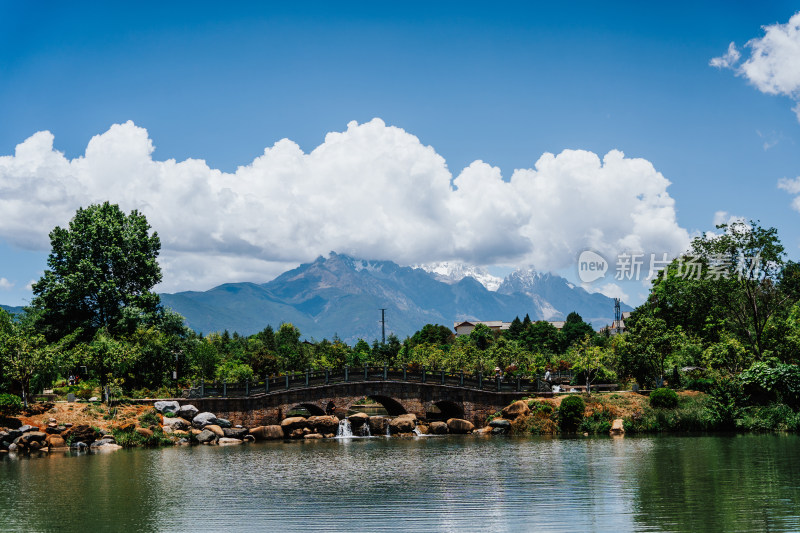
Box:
[2,434,799,532]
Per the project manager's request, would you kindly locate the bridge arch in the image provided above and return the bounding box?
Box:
[288,403,326,417]
[426,400,465,421]
[366,395,407,416]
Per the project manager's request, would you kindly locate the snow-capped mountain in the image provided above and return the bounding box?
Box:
[415,262,503,291]
[160,253,632,342]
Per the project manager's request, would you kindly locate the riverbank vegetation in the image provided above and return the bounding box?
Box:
[1,205,800,434]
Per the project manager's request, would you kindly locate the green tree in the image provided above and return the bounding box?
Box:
[469,323,495,350]
[188,338,221,381]
[567,335,616,392]
[679,220,797,358]
[561,312,595,347]
[1,321,53,406]
[524,320,563,356]
[504,316,524,341]
[625,315,676,387]
[30,202,162,341]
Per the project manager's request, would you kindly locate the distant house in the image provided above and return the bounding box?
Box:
[606,311,632,334]
[454,319,566,336]
[453,321,511,336]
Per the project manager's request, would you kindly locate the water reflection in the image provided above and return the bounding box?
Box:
[2,435,800,532]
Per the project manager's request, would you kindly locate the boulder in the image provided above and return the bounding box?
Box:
[18,425,34,433]
[6,429,22,441]
[223,427,248,439]
[446,418,474,434]
[280,417,309,436]
[204,425,224,438]
[501,400,531,420]
[290,428,305,439]
[348,412,369,428]
[416,425,429,435]
[428,421,449,435]
[64,425,98,444]
[163,417,191,431]
[177,404,199,420]
[389,414,417,434]
[303,433,323,439]
[46,426,64,435]
[196,429,217,444]
[243,435,255,443]
[610,418,625,436]
[215,418,232,429]
[249,425,284,440]
[217,437,243,446]
[192,412,218,428]
[24,431,47,443]
[368,416,389,436]
[154,401,180,415]
[489,419,512,430]
[135,427,153,438]
[307,415,340,435]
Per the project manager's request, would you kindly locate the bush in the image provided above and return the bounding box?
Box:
[739,362,800,408]
[0,393,23,417]
[559,395,585,432]
[683,377,714,392]
[705,378,743,430]
[650,388,679,409]
[580,410,612,434]
[138,408,160,427]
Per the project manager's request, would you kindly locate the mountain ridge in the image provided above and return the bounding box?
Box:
[160,252,632,343]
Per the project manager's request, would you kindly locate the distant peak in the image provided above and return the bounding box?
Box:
[414,261,502,291]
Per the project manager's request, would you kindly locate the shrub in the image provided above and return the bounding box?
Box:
[705,378,743,430]
[683,377,714,392]
[580,410,612,434]
[0,393,23,417]
[76,383,96,401]
[650,388,679,409]
[559,395,585,432]
[138,408,160,427]
[739,362,800,408]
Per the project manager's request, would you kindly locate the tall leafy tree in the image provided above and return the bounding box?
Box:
[561,312,595,347]
[30,202,162,341]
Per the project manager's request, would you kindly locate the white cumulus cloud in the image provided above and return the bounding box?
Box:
[711,12,800,122]
[0,119,690,293]
[778,176,800,212]
[0,278,13,290]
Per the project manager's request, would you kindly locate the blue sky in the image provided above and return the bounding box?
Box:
[1,1,800,307]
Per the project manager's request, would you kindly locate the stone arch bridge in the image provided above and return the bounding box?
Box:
[180,381,545,428]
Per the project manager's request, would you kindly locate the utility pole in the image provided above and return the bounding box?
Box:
[380,308,386,344]
[614,298,621,334]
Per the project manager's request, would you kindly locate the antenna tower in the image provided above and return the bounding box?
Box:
[379,308,387,344]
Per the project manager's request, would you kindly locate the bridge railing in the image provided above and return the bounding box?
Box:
[185,365,566,398]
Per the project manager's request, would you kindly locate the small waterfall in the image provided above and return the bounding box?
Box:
[385,419,391,437]
[359,422,371,437]
[336,419,353,438]
[412,427,422,436]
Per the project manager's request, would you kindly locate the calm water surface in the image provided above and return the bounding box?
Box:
[2,434,799,532]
